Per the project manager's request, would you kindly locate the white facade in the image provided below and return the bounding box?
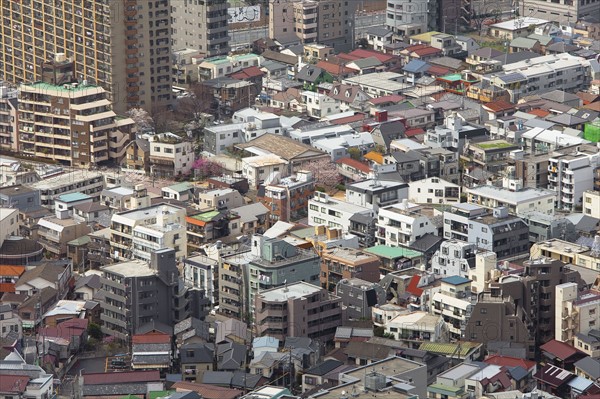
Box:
[385,0,428,37]
[492,54,591,102]
[431,279,473,339]
[110,204,187,262]
[466,185,557,216]
[556,283,600,345]
[242,154,288,189]
[376,201,437,246]
[28,170,104,210]
[408,177,460,204]
[302,91,340,119]
[549,149,600,211]
[147,133,194,177]
[583,190,600,219]
[384,311,447,343]
[0,208,19,248]
[0,305,21,338]
[196,188,245,211]
[345,179,409,211]
[431,240,476,277]
[372,303,406,327]
[312,132,375,161]
[308,192,374,232]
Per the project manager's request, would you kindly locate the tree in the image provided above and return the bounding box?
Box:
[302,158,343,190]
[127,108,154,132]
[348,147,362,161]
[193,158,224,180]
[88,322,103,340]
[177,83,217,124]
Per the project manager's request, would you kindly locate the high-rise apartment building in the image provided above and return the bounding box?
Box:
[18,77,135,167]
[171,0,230,56]
[0,84,17,152]
[0,0,172,113]
[269,0,355,52]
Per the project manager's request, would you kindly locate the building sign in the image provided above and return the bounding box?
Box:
[228,5,261,23]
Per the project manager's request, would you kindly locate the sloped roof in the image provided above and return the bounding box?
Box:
[483,100,516,112]
[16,262,66,287]
[170,381,242,399]
[403,59,430,74]
[335,158,371,173]
[305,359,343,376]
[541,339,582,360]
[575,357,600,380]
[485,354,536,371]
[471,47,503,59]
[235,134,326,162]
[406,275,424,297]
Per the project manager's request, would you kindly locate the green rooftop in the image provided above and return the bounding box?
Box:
[475,140,516,150]
[165,182,193,193]
[191,210,221,222]
[58,192,92,203]
[439,73,463,82]
[148,391,174,399]
[428,383,464,395]
[364,245,424,259]
[67,235,91,246]
[25,81,100,93]
[419,341,480,357]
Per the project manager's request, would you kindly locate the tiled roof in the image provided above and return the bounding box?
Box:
[335,157,371,173]
[541,339,582,360]
[84,370,160,385]
[0,265,25,277]
[484,354,536,371]
[349,49,394,63]
[483,100,516,112]
[0,375,30,393]
[171,381,242,399]
[534,364,574,388]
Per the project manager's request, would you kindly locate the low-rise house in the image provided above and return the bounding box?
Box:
[132,329,173,372]
[0,304,21,339]
[366,27,394,51]
[345,179,409,212]
[320,248,381,291]
[376,201,437,247]
[432,276,473,339]
[37,318,88,366]
[0,352,54,399]
[466,185,556,216]
[241,154,288,189]
[574,329,600,358]
[408,177,460,204]
[257,170,314,224]
[15,261,72,298]
[17,287,58,330]
[301,359,345,393]
[81,370,163,398]
[0,265,25,295]
[308,192,375,233]
[301,91,340,119]
[181,343,215,383]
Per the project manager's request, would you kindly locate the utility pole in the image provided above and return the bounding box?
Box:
[288,345,293,393]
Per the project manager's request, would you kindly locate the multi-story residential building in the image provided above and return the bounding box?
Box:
[583,190,600,219]
[269,0,355,51]
[520,211,577,244]
[255,281,343,342]
[109,203,187,262]
[171,0,229,56]
[424,112,488,154]
[0,185,40,211]
[258,170,315,224]
[384,311,448,348]
[466,185,557,216]
[186,209,231,250]
[308,192,375,233]
[548,145,600,211]
[0,304,21,338]
[386,0,428,37]
[198,54,262,81]
[408,177,460,204]
[430,240,478,277]
[196,188,245,211]
[460,139,520,174]
[432,276,473,339]
[320,248,381,291]
[522,0,599,24]
[242,154,288,189]
[27,170,104,210]
[0,208,20,249]
[302,91,341,119]
[37,214,91,258]
[219,235,321,321]
[443,203,529,259]
[101,185,152,212]
[0,1,172,113]
[18,81,135,167]
[490,54,592,102]
[147,133,195,178]
[201,77,258,117]
[99,249,188,340]
[0,84,18,152]
[345,179,408,212]
[183,254,219,308]
[376,200,437,247]
[555,283,600,345]
[335,278,386,320]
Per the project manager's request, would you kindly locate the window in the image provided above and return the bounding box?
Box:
[480,308,487,314]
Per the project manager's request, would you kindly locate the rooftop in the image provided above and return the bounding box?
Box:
[101,260,155,278]
[258,281,327,302]
[29,171,103,191]
[364,245,424,259]
[441,276,472,286]
[57,192,91,203]
[491,17,550,31]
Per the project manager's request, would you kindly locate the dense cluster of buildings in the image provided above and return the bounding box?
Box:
[0,2,600,399]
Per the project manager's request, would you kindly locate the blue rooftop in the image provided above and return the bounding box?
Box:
[441,276,472,285]
[57,192,91,203]
[253,336,279,348]
[403,59,430,74]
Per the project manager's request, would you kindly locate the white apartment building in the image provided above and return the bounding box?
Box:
[376,200,437,247]
[242,154,288,189]
[491,54,591,102]
[372,303,406,327]
[386,0,428,37]
[312,133,375,161]
[345,179,409,212]
[431,276,473,339]
[196,188,245,211]
[302,91,340,119]
[521,127,590,154]
[110,204,187,262]
[204,109,292,155]
[0,84,18,152]
[408,177,460,204]
[28,170,104,210]
[431,240,476,277]
[308,192,374,232]
[466,185,557,216]
[146,133,194,178]
[443,203,530,259]
[384,311,448,345]
[583,190,600,219]
[548,146,600,211]
[198,53,263,81]
[555,283,600,345]
[0,208,19,248]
